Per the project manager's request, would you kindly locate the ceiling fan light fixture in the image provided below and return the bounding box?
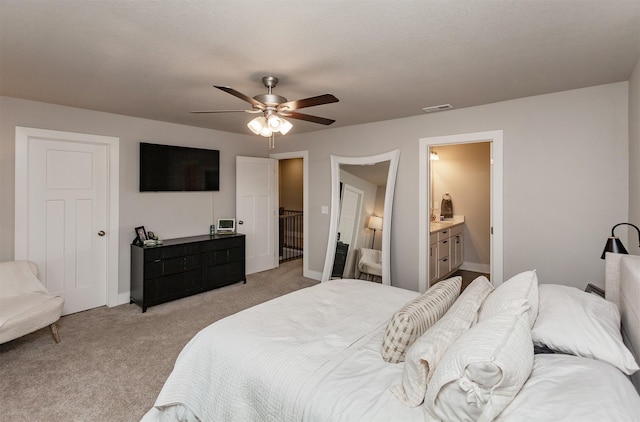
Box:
[278,118,293,135]
[205,76,338,149]
[259,126,273,137]
[247,116,266,135]
[267,114,283,130]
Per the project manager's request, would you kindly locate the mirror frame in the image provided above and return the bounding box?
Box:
[322,149,400,285]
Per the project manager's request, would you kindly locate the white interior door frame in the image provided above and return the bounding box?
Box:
[418,130,503,292]
[15,126,120,307]
[269,151,312,279]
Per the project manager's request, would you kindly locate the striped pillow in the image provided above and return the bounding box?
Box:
[390,276,494,406]
[382,276,461,363]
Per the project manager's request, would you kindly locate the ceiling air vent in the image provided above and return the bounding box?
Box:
[422,104,453,113]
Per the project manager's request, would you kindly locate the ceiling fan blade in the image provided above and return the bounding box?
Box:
[190,109,261,114]
[214,85,265,109]
[283,111,335,125]
[277,94,339,111]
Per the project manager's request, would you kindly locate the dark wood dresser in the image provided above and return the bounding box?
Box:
[130,234,246,312]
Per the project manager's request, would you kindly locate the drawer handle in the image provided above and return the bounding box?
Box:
[443,258,448,262]
[442,240,448,244]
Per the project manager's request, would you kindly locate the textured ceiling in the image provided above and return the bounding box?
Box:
[1,0,639,136]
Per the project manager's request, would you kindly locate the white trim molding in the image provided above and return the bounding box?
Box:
[15,126,120,308]
[418,130,503,292]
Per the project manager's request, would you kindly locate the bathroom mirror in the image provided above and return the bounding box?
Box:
[322,149,400,285]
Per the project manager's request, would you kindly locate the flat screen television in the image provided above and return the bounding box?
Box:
[139,142,220,192]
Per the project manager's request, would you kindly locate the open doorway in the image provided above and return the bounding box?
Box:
[278,158,304,263]
[418,130,504,292]
[430,143,491,289]
[270,151,309,278]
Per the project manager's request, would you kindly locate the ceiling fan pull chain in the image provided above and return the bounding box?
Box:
[269,134,275,151]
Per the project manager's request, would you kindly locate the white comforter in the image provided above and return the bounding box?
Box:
[143,279,640,422]
[143,279,418,422]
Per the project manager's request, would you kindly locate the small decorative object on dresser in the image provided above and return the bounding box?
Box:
[135,226,147,242]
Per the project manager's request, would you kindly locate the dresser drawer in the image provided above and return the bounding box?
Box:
[201,236,244,251]
[144,243,201,261]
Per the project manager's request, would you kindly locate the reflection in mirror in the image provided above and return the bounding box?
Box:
[322,149,400,285]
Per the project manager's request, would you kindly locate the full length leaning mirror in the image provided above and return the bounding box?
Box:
[322,149,400,285]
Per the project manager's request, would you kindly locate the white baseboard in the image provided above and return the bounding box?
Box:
[460,262,490,274]
[113,292,130,307]
[305,269,323,281]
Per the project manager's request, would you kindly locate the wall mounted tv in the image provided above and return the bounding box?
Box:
[139,142,220,192]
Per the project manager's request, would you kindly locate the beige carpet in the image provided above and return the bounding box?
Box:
[0,259,317,422]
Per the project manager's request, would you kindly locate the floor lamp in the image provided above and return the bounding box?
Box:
[368,216,383,249]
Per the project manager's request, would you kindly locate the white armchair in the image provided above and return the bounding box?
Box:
[0,260,64,344]
[355,248,383,282]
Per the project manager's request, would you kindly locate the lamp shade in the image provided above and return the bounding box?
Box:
[247,116,267,135]
[278,118,293,135]
[601,237,628,259]
[368,216,383,231]
[600,222,640,259]
[267,114,283,130]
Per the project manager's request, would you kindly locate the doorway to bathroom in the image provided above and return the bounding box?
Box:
[418,130,504,292]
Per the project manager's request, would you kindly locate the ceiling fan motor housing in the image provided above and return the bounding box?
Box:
[253,93,288,107]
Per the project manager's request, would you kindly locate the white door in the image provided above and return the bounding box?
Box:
[236,156,277,274]
[337,184,363,277]
[15,128,118,315]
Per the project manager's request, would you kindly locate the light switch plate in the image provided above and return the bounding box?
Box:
[321,206,329,214]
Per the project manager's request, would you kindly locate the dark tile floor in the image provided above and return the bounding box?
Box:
[453,269,490,291]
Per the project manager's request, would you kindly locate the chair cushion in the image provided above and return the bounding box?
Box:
[0,260,48,298]
[0,294,63,344]
[358,248,383,276]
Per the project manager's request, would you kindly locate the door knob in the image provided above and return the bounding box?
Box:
[238,220,244,225]
[98,230,106,236]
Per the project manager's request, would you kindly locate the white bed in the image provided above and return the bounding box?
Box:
[143,254,640,421]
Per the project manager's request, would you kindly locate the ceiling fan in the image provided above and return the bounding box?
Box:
[191,76,339,150]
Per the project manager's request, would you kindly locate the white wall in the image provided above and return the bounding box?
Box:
[1,82,630,295]
[629,57,640,255]
[0,96,266,294]
[277,82,629,291]
[278,158,303,210]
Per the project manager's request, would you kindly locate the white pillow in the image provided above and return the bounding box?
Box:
[382,276,461,363]
[425,305,533,422]
[391,276,494,407]
[479,270,538,327]
[496,354,640,421]
[531,284,639,375]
